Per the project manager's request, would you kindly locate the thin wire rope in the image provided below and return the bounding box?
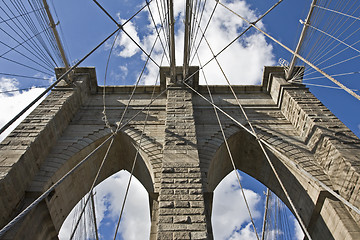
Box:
[0,0,157,136]
[0,85,49,94]
[102,7,165,133]
[0,81,172,237]
[20,0,60,66]
[309,1,359,65]
[91,0,160,67]
[69,137,116,240]
[305,2,360,64]
[32,0,62,64]
[261,188,270,240]
[50,0,72,64]
[15,0,59,65]
[189,0,218,65]
[1,1,57,68]
[113,52,165,240]
[0,6,44,24]
[182,80,360,216]
[0,27,55,71]
[196,51,260,240]
[189,0,206,57]
[305,0,350,64]
[8,0,57,67]
[72,18,166,237]
[70,32,165,236]
[315,3,360,21]
[160,0,170,49]
[0,27,54,71]
[296,82,359,92]
[300,0,339,64]
[155,0,170,58]
[184,74,313,239]
[305,53,360,78]
[0,26,121,136]
[302,71,360,81]
[147,0,170,64]
[101,30,121,133]
[303,36,360,78]
[189,0,200,50]
[217,0,360,101]
[33,0,63,64]
[114,32,162,134]
[190,0,283,69]
[0,55,53,75]
[0,72,53,80]
[2,0,51,64]
[90,191,99,240]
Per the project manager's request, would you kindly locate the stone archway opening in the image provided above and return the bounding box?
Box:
[206,128,335,239]
[59,170,151,240]
[211,169,303,240]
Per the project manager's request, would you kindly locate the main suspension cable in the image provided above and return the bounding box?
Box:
[217,0,360,101]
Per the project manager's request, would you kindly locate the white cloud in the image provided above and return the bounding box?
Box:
[123,0,275,85]
[212,171,262,240]
[293,216,305,240]
[112,14,142,58]
[228,223,258,240]
[59,170,150,240]
[0,77,46,142]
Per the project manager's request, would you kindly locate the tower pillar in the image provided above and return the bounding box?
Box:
[156,85,212,239]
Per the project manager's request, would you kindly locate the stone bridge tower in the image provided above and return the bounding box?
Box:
[0,66,359,239]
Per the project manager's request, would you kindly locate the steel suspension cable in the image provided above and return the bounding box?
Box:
[217,0,360,102]
[189,0,206,59]
[305,0,350,64]
[90,191,99,240]
[0,77,174,237]
[261,188,270,240]
[91,0,160,67]
[305,1,359,65]
[0,6,44,24]
[293,82,359,92]
[0,26,121,136]
[32,0,62,64]
[1,2,57,68]
[184,47,315,236]
[113,54,164,240]
[195,52,260,240]
[0,85,49,94]
[302,71,360,81]
[0,72,53,80]
[147,0,170,64]
[181,79,360,217]
[315,3,360,21]
[189,0,218,65]
[69,136,116,240]
[0,55,53,75]
[18,0,60,66]
[8,0,57,67]
[155,0,171,59]
[304,22,360,54]
[69,19,164,235]
[305,53,360,78]
[302,35,360,78]
[0,27,55,71]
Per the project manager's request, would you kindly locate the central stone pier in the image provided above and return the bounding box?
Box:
[156,67,212,239]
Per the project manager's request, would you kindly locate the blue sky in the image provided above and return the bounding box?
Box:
[0,0,359,239]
